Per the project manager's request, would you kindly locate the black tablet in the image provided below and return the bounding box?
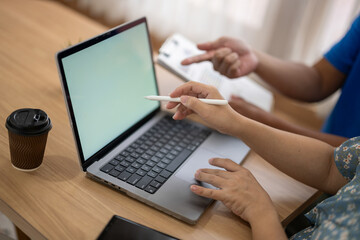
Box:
[97,215,180,240]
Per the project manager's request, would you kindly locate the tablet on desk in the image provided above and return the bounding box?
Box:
[97,215,180,240]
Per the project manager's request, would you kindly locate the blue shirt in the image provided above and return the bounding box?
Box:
[322,15,360,138]
[291,137,360,240]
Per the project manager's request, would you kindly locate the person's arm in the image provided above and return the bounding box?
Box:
[229,96,348,147]
[254,53,346,102]
[182,37,347,102]
[167,81,348,194]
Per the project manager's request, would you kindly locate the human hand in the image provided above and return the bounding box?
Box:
[190,158,276,223]
[181,37,258,78]
[166,81,241,135]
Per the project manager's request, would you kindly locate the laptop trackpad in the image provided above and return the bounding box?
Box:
[175,148,223,184]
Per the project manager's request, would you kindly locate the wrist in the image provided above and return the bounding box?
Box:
[247,203,279,226]
[249,207,286,240]
[224,108,246,137]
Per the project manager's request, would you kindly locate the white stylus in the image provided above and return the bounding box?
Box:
[145,95,228,105]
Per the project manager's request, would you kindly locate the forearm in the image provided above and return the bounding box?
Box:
[254,50,322,101]
[249,209,287,240]
[267,113,348,147]
[229,114,344,193]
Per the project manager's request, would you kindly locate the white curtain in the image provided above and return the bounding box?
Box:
[75,0,360,117]
[76,0,360,63]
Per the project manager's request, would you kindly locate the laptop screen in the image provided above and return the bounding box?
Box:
[60,20,159,162]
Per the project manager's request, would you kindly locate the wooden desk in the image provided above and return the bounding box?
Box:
[0,1,318,239]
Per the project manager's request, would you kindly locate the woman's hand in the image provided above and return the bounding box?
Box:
[191,158,276,224]
[166,81,241,135]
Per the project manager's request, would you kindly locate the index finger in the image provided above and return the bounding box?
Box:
[181,51,215,65]
[190,185,223,201]
[209,158,242,172]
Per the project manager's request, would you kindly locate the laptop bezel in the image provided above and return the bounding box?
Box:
[56,17,161,171]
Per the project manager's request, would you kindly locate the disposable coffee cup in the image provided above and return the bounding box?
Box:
[5,108,52,171]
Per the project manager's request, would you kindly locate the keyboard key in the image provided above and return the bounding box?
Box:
[166,149,192,172]
[131,143,140,149]
[157,162,167,169]
[136,169,146,176]
[146,160,156,167]
[150,180,161,189]
[170,150,179,156]
[150,156,161,163]
[159,148,169,154]
[126,147,135,153]
[115,155,125,161]
[125,156,136,163]
[130,152,140,158]
[115,165,125,172]
[126,166,136,174]
[141,153,151,160]
[145,185,157,194]
[145,149,156,156]
[155,176,166,183]
[164,144,172,150]
[118,171,131,181]
[160,170,171,179]
[166,154,175,160]
[109,169,120,177]
[131,162,141,169]
[109,159,119,165]
[150,146,160,152]
[155,152,165,158]
[174,146,183,152]
[152,166,162,173]
[141,165,151,172]
[135,176,154,189]
[136,158,146,164]
[100,163,114,173]
[134,146,143,153]
[127,174,142,185]
[120,160,130,167]
[161,158,171,164]
[140,144,149,150]
[187,145,196,151]
[147,171,157,178]
[121,151,130,157]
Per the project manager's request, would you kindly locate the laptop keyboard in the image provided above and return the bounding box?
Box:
[100,116,211,194]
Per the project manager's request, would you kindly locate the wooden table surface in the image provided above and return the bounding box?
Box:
[0,1,319,239]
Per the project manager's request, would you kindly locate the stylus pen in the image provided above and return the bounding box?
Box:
[145,95,228,105]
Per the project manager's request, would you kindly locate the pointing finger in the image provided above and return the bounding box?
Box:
[190,185,223,201]
[181,51,215,65]
[209,158,242,172]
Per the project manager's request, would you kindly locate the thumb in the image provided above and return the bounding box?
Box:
[180,96,209,117]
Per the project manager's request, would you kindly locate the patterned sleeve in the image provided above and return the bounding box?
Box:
[334,136,360,181]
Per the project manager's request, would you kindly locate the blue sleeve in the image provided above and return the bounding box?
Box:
[334,136,360,181]
[324,15,360,74]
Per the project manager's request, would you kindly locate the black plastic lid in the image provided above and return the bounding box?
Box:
[5,108,52,136]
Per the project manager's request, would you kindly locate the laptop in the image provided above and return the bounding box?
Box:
[56,17,250,224]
